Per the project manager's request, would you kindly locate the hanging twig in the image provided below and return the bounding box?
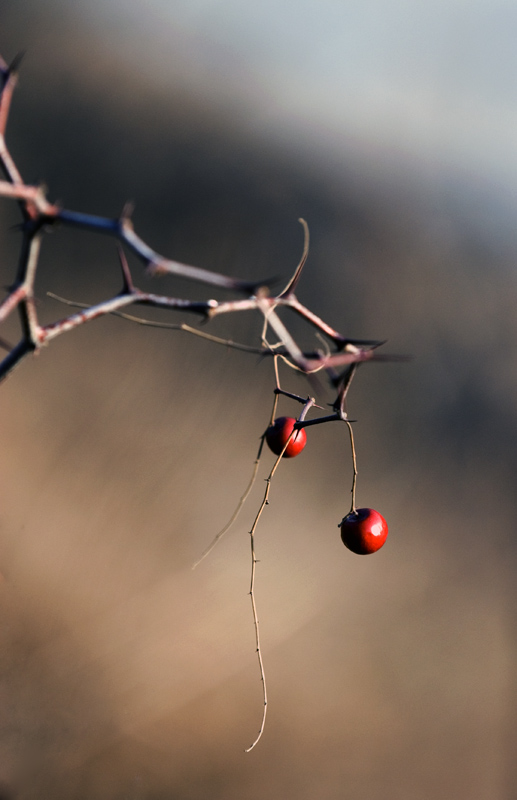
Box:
[192,435,266,570]
[245,394,316,752]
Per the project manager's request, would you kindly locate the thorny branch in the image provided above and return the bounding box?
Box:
[0,53,404,755]
[0,53,388,390]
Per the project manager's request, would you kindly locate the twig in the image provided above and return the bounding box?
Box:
[245,395,315,752]
[244,438,289,752]
[55,209,266,293]
[47,292,269,355]
[192,436,266,569]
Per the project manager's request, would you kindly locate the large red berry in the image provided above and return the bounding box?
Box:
[265,416,307,458]
[339,508,388,555]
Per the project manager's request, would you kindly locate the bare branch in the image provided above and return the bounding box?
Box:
[54,209,267,293]
[47,292,268,354]
[0,338,35,382]
[244,442,285,753]
[0,55,20,139]
[0,284,27,324]
[192,435,266,569]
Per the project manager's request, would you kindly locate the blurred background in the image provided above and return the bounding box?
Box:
[1,0,516,797]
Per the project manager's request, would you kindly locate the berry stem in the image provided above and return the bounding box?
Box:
[273,353,281,391]
[345,419,358,513]
[269,390,280,427]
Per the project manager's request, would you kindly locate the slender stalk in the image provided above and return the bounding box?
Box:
[245,394,315,752]
[55,209,261,293]
[273,354,281,392]
[345,419,358,513]
[192,437,265,569]
[47,293,267,354]
[245,433,293,753]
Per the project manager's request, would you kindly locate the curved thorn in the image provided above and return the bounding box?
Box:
[278,218,309,298]
[117,244,135,294]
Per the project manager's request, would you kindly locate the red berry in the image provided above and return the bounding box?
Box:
[339,508,388,555]
[265,416,307,458]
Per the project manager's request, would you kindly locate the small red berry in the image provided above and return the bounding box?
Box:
[339,508,388,555]
[265,416,307,458]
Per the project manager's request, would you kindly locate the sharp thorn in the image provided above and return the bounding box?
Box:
[9,51,25,75]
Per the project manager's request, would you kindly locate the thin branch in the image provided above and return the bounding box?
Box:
[0,54,33,220]
[244,436,290,753]
[44,291,384,373]
[0,57,20,142]
[273,354,281,392]
[17,231,43,342]
[47,292,268,354]
[245,395,315,752]
[0,338,35,382]
[54,209,267,293]
[192,435,266,569]
[257,299,307,367]
[39,293,140,344]
[285,294,382,349]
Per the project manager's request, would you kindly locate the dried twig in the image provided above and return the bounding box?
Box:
[245,394,316,752]
[191,436,265,570]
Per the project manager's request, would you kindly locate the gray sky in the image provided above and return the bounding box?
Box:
[79,0,517,189]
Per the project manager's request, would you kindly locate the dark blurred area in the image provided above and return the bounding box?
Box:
[0,2,516,798]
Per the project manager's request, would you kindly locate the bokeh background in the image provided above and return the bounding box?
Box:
[1,1,516,797]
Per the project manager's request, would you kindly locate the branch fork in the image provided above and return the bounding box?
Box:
[0,54,392,385]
